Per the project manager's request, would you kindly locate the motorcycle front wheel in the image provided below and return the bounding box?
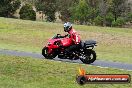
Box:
[80,49,96,64]
[42,47,57,59]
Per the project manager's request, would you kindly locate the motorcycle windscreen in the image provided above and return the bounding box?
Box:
[61,38,73,47]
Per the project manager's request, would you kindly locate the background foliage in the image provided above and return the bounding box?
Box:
[0,0,21,18]
[19,4,36,21]
[0,0,132,27]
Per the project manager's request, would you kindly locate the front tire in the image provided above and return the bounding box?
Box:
[80,49,96,64]
[42,47,56,59]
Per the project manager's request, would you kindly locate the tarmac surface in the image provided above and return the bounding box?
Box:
[0,49,132,71]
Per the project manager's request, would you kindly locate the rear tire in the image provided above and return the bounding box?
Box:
[80,49,96,64]
[42,47,56,59]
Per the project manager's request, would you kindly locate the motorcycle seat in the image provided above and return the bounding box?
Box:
[85,40,96,45]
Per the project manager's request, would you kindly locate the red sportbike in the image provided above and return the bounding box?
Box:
[42,34,97,64]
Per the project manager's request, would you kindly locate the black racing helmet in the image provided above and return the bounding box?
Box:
[64,22,72,32]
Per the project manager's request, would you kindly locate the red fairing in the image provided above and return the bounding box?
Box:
[68,29,81,44]
[46,37,73,54]
[61,37,73,46]
[45,29,81,54]
[47,39,60,54]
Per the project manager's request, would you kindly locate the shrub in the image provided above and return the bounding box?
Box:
[94,16,103,26]
[35,0,56,22]
[0,0,21,17]
[19,4,36,21]
[105,12,114,26]
[126,13,132,22]
[112,17,125,27]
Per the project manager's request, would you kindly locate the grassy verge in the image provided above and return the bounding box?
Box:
[0,17,132,63]
[0,55,132,88]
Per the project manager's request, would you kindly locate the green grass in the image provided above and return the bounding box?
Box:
[0,17,132,63]
[0,55,132,88]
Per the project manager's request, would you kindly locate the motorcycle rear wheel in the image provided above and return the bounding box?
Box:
[80,49,96,64]
[42,47,57,59]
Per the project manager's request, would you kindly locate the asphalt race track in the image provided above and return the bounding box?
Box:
[0,49,132,71]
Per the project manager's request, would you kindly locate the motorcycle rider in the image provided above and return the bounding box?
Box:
[63,22,81,58]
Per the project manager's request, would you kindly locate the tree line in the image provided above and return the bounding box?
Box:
[0,0,132,27]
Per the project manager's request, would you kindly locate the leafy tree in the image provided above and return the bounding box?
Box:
[56,0,78,22]
[110,0,126,21]
[21,0,36,4]
[85,0,99,23]
[98,0,109,26]
[71,0,92,24]
[126,13,132,22]
[19,4,36,20]
[35,0,57,22]
[86,0,99,8]
[0,0,21,17]
[105,12,114,26]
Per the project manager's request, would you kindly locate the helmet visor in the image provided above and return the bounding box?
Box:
[64,26,70,32]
